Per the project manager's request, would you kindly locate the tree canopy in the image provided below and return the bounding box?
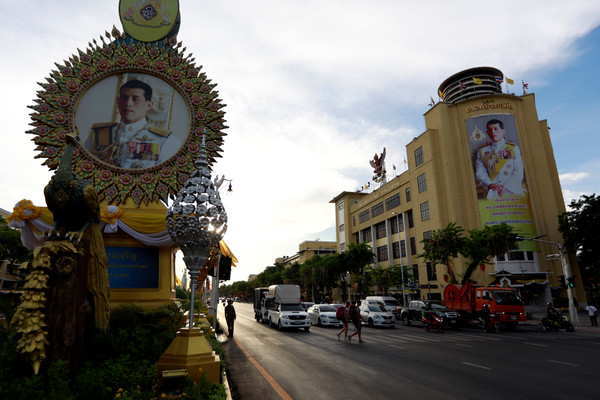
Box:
[420,222,517,284]
[0,216,32,266]
[558,194,600,286]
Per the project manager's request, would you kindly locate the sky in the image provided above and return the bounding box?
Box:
[1,1,600,284]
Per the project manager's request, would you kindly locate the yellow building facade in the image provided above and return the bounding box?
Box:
[277,240,337,267]
[331,67,585,313]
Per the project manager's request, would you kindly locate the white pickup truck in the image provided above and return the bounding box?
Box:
[267,285,310,331]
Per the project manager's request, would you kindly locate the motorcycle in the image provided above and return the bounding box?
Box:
[479,313,501,333]
[422,312,444,333]
[541,315,574,332]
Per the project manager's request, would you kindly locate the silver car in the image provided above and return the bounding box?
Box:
[359,303,396,328]
[307,304,342,327]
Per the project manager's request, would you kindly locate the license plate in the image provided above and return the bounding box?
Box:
[511,316,516,320]
[293,321,303,325]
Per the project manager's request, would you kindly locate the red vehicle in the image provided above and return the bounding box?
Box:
[443,283,527,329]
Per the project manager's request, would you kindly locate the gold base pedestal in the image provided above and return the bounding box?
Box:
[156,327,221,384]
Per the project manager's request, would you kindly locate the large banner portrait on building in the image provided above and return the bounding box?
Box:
[466,114,537,250]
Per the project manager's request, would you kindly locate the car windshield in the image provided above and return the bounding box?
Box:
[493,290,523,305]
[318,305,336,312]
[384,299,400,307]
[281,304,305,312]
[368,305,387,312]
[430,303,448,310]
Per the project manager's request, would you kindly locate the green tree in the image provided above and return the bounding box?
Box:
[0,216,32,266]
[420,222,517,285]
[419,222,465,283]
[558,194,600,287]
[460,224,517,284]
[341,242,374,298]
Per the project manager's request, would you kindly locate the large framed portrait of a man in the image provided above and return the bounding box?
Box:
[75,72,190,170]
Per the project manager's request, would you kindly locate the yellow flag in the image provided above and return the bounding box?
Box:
[506,77,514,85]
[473,77,483,85]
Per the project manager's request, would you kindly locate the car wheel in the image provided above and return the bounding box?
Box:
[304,327,310,332]
[402,315,411,326]
[368,318,374,327]
[269,317,273,327]
[317,318,322,327]
[278,320,283,330]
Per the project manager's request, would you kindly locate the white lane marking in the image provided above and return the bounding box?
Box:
[461,362,491,370]
[455,343,472,348]
[524,342,548,347]
[388,344,405,349]
[546,359,579,367]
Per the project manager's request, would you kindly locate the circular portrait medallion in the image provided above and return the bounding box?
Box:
[28,28,227,206]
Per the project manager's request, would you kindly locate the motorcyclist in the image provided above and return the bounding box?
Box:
[480,304,491,332]
[546,302,560,321]
[422,302,434,326]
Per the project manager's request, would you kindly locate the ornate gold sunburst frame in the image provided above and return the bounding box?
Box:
[28,27,227,207]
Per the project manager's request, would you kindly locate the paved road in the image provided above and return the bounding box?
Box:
[219,303,600,400]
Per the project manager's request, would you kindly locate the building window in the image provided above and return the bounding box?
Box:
[420,202,430,221]
[377,245,389,262]
[371,202,384,218]
[411,264,420,288]
[340,243,346,251]
[353,216,356,227]
[390,217,398,234]
[354,233,360,244]
[405,187,411,202]
[398,215,405,232]
[417,173,427,193]
[426,262,437,281]
[392,241,400,259]
[407,210,414,228]
[338,201,344,210]
[375,222,386,239]
[363,228,372,242]
[400,240,407,258]
[410,237,417,255]
[385,193,401,210]
[359,210,370,223]
[339,224,345,232]
[423,230,433,240]
[415,146,424,167]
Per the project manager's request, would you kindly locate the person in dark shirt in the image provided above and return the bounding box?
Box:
[225,299,236,338]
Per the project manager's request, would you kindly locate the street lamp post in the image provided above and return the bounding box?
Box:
[517,236,578,326]
[166,136,228,329]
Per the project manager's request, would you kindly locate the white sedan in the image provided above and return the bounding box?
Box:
[359,303,396,328]
[307,304,343,327]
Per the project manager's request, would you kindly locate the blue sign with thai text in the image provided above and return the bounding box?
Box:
[106,246,159,288]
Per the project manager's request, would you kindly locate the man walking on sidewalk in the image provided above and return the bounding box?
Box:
[225,299,237,337]
[585,304,598,327]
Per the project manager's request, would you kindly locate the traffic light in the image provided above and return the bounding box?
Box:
[558,275,566,288]
[567,276,575,288]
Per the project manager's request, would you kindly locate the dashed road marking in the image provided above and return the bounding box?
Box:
[461,361,491,370]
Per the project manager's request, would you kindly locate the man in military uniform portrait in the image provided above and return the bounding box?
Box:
[475,118,524,200]
[86,79,181,169]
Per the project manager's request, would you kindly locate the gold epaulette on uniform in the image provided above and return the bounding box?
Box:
[91,122,118,129]
[148,125,171,138]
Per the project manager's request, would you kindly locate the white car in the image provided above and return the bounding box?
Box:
[359,303,396,328]
[307,304,343,327]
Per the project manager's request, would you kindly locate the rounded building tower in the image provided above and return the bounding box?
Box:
[438,66,503,104]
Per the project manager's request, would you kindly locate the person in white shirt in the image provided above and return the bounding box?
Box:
[585,304,598,327]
